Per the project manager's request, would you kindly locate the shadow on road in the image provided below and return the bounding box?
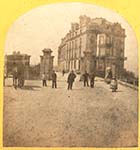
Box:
[21,85,41,91]
[4,85,13,87]
[116,90,123,92]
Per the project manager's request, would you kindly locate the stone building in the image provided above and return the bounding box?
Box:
[58,15,127,77]
[5,51,30,79]
[40,48,54,79]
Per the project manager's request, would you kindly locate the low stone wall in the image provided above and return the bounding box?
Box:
[118,80,138,90]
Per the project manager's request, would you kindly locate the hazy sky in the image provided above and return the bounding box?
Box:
[4,2,138,76]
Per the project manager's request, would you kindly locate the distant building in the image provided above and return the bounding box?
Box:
[5,51,30,79]
[40,48,54,79]
[58,15,127,77]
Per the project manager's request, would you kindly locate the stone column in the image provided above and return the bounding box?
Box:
[40,48,54,80]
[25,56,30,79]
[83,51,95,74]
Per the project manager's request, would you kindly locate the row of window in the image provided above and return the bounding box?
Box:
[65,60,80,70]
[97,48,124,57]
[60,47,123,61]
[59,38,82,60]
[98,35,124,46]
[59,35,124,60]
[62,27,87,42]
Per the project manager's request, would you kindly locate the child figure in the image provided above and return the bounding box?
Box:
[110,77,118,92]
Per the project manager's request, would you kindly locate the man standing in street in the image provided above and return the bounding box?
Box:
[18,63,25,88]
[67,70,76,90]
[82,71,89,87]
[52,70,57,88]
[62,69,65,76]
[90,72,95,88]
[42,73,47,87]
[3,73,7,87]
[12,63,18,89]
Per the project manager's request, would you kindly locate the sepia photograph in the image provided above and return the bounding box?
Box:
[3,2,138,147]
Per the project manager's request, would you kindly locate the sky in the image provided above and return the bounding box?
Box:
[4,2,138,76]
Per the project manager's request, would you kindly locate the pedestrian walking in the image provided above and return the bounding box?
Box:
[82,71,89,87]
[12,65,18,89]
[42,73,47,87]
[90,72,95,88]
[67,70,76,90]
[51,70,57,88]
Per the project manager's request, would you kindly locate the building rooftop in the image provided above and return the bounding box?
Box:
[42,48,52,53]
[5,51,30,57]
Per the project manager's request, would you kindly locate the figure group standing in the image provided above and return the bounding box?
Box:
[12,63,25,89]
[82,71,95,88]
[42,70,57,88]
[10,63,118,92]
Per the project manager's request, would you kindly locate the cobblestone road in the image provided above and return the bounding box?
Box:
[3,73,138,147]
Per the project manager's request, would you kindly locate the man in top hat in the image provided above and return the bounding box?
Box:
[51,70,57,88]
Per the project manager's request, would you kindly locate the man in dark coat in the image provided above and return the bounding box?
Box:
[67,70,76,90]
[3,73,7,87]
[18,63,25,88]
[82,71,89,87]
[90,72,95,88]
[62,69,65,76]
[51,70,57,88]
[12,64,18,89]
[108,70,113,79]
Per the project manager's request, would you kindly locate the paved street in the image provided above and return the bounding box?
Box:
[3,73,138,147]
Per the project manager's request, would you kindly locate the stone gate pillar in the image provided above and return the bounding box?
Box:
[40,48,54,80]
[83,51,95,74]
